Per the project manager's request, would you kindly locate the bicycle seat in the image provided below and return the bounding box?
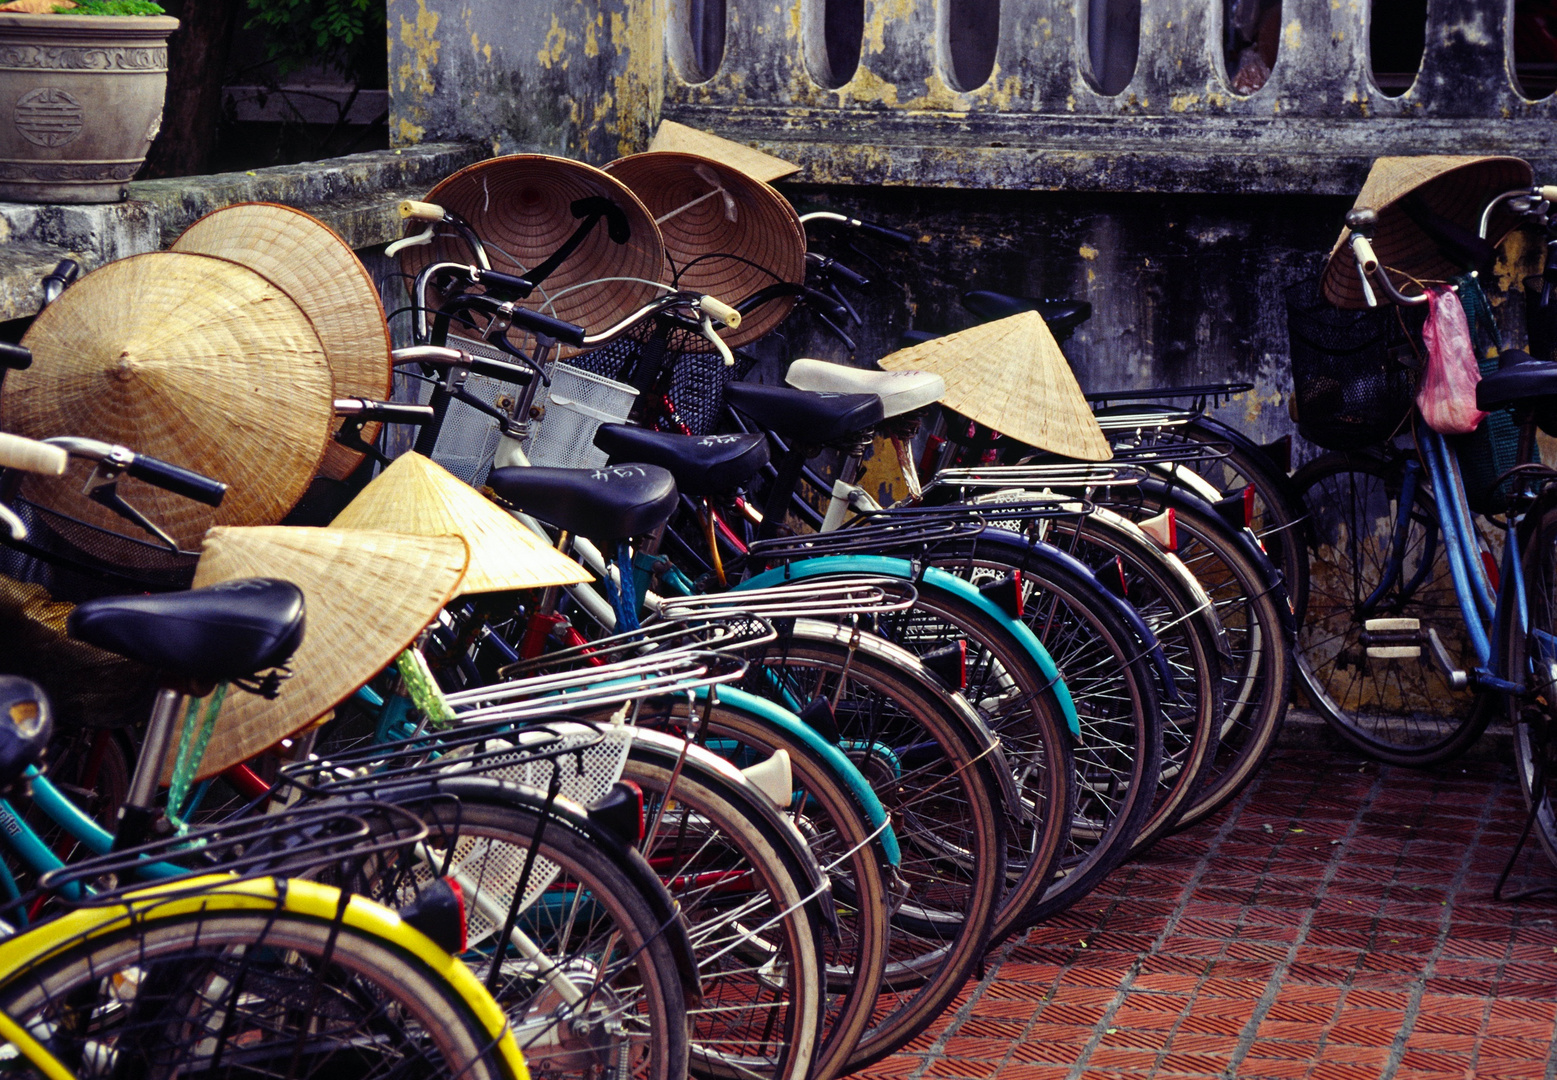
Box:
[784,359,945,419]
[486,464,678,541]
[962,290,1093,334]
[724,382,884,445]
[1476,351,1557,411]
[897,329,941,348]
[67,579,305,684]
[593,426,768,496]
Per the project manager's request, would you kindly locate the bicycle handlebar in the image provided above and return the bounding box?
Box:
[0,432,67,476]
[399,199,445,222]
[0,342,31,370]
[42,437,227,506]
[798,210,916,246]
[334,398,437,425]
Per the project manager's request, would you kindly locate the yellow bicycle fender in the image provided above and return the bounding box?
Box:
[0,1007,74,1080]
[0,875,530,1080]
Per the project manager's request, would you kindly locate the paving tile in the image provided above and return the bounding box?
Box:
[861,748,1557,1080]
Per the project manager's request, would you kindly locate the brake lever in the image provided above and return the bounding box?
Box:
[826,282,862,327]
[83,465,179,551]
[816,311,857,356]
[334,417,391,468]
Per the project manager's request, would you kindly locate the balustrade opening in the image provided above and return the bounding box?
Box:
[1223,0,1282,94]
[944,0,1000,91]
[806,0,864,88]
[1084,0,1139,96]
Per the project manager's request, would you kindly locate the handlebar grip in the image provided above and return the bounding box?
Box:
[475,268,535,298]
[1541,185,1557,203]
[335,399,438,425]
[509,307,586,346]
[699,295,742,329]
[826,260,869,288]
[0,342,31,370]
[1350,234,1379,274]
[125,454,227,507]
[0,432,66,476]
[399,199,446,222]
[854,220,915,246]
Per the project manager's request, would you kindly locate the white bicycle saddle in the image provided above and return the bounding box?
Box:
[784,358,945,419]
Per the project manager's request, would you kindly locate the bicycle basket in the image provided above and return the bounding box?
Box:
[1,497,197,596]
[568,316,756,436]
[1285,276,1420,452]
[524,362,638,469]
[419,334,528,488]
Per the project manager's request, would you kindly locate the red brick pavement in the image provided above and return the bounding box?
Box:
[855,747,1557,1080]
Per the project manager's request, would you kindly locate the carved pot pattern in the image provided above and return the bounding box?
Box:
[0,13,177,204]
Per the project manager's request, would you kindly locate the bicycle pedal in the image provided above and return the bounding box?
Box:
[1362,617,1423,659]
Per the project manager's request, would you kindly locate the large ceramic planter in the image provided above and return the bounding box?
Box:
[0,13,178,203]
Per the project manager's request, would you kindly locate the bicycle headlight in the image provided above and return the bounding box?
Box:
[0,675,52,790]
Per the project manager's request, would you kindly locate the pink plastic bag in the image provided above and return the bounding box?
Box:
[1417,285,1488,435]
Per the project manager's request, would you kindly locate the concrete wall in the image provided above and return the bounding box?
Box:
[387,0,1554,452]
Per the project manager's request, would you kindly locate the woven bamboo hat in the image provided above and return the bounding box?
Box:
[3,252,335,551]
[329,451,589,594]
[603,151,806,350]
[1322,155,1534,309]
[396,154,665,358]
[648,121,801,184]
[172,202,392,481]
[175,526,470,781]
[878,311,1112,461]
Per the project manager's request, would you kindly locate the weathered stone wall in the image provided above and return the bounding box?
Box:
[387,0,1555,452]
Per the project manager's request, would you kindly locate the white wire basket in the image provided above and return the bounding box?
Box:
[524,363,639,470]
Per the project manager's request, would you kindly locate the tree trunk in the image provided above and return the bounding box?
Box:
[141,0,244,179]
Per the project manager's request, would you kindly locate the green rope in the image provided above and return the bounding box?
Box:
[166,683,229,834]
[395,649,454,727]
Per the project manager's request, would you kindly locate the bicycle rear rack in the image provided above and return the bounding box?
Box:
[1086,381,1255,410]
[499,613,777,679]
[655,575,918,621]
[1094,409,1198,432]
[930,462,1150,491]
[446,650,748,723]
[747,517,985,561]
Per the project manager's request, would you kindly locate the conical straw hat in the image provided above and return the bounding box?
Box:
[396,154,666,358]
[878,311,1112,461]
[174,526,470,781]
[329,452,589,594]
[648,121,801,184]
[604,151,806,350]
[1322,155,1533,309]
[3,252,335,551]
[172,203,392,481]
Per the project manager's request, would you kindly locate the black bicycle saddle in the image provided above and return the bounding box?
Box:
[724,382,883,445]
[68,578,305,684]
[486,463,678,541]
[593,426,769,496]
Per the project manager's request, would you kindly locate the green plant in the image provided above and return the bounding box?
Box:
[245,0,372,77]
[55,0,167,12]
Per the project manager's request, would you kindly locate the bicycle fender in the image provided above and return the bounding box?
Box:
[0,876,531,1080]
[690,684,902,867]
[739,555,1082,739]
[345,775,703,1010]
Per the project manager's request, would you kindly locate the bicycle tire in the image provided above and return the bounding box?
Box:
[909,533,1167,916]
[931,519,1218,852]
[1292,450,1492,765]
[1098,483,1293,827]
[0,893,517,1080]
[1504,500,1557,869]
[618,730,828,1080]
[732,624,1007,1071]
[621,695,890,1080]
[357,788,692,1080]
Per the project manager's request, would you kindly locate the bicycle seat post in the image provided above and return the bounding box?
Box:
[114,684,186,850]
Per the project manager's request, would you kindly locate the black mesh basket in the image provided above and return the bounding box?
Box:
[1,498,197,598]
[1285,277,1421,452]
[569,317,756,436]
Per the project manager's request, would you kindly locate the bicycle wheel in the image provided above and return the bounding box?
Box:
[620,730,827,1080]
[1105,408,1312,624]
[1293,450,1492,765]
[914,533,1167,917]
[757,564,1073,943]
[1098,486,1292,827]
[734,625,1007,1072]
[0,894,515,1080]
[937,519,1218,852]
[363,789,691,1080]
[1506,500,1557,869]
[624,695,890,1080]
